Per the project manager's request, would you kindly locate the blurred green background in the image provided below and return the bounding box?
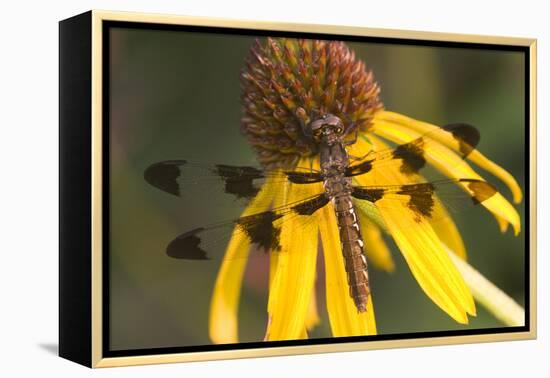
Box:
[108,27,526,351]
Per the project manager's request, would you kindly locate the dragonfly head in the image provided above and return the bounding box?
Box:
[304,114,345,143]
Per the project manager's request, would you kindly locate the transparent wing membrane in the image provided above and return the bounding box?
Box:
[352,178,497,224]
[346,123,480,178]
[164,192,327,261]
[144,160,322,201]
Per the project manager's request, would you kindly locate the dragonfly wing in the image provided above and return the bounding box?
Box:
[165,192,329,261]
[144,160,323,200]
[352,178,497,222]
[144,160,270,199]
[346,123,480,178]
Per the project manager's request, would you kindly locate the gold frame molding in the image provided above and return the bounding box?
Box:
[87,9,537,368]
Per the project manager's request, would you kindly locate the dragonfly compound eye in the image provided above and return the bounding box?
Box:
[307,118,326,139]
[305,114,345,140]
[324,114,345,135]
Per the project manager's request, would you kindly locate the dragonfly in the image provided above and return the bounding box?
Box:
[144,113,497,313]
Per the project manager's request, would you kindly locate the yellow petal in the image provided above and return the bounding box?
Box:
[265,159,321,341]
[284,276,319,341]
[352,135,475,322]
[375,110,523,203]
[268,172,288,291]
[357,212,395,272]
[356,134,467,259]
[430,198,467,260]
[305,286,321,331]
[466,151,523,203]
[378,201,476,322]
[209,177,278,344]
[319,203,377,336]
[495,215,510,234]
[269,249,278,290]
[371,120,521,235]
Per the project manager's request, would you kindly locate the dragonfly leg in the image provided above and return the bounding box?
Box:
[348,151,374,162]
[344,127,359,146]
[344,128,372,162]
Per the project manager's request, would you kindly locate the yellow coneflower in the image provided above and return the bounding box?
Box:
[208,38,522,343]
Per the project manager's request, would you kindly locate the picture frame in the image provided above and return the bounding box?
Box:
[59,10,537,368]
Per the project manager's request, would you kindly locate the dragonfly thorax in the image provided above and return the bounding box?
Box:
[316,114,352,196]
[319,131,350,175]
[323,174,353,198]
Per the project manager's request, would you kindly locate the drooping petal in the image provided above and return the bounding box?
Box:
[465,152,523,204]
[265,159,322,341]
[298,329,308,339]
[378,203,476,322]
[278,253,319,340]
[352,134,467,260]
[208,234,249,344]
[268,174,287,291]
[374,110,523,204]
[319,203,377,336]
[209,177,280,344]
[269,250,278,290]
[370,119,521,235]
[430,198,468,260]
[357,212,395,272]
[495,215,510,234]
[305,286,321,331]
[353,134,476,322]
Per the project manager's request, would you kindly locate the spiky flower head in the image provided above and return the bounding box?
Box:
[240,38,384,169]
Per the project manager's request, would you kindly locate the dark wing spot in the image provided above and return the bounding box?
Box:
[352,187,385,202]
[166,228,209,260]
[144,160,187,196]
[393,139,426,175]
[223,180,260,199]
[443,123,480,158]
[462,179,497,204]
[215,165,265,199]
[345,160,374,177]
[397,183,436,219]
[292,194,330,215]
[236,211,283,251]
[285,171,324,184]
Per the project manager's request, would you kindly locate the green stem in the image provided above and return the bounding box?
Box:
[447,250,525,327]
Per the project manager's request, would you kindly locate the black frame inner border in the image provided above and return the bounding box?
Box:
[101,20,531,358]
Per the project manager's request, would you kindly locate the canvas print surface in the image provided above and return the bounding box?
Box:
[106,25,526,353]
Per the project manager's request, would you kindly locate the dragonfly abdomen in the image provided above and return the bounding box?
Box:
[332,193,371,313]
[316,117,371,313]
